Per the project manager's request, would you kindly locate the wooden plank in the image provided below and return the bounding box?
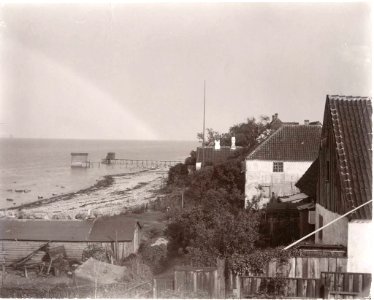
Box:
[336,258,347,272]
[301,279,308,297]
[242,277,250,296]
[175,270,185,291]
[315,278,321,298]
[288,279,297,297]
[250,276,257,295]
[268,259,276,277]
[308,257,319,279]
[328,258,337,272]
[295,257,303,278]
[357,274,363,293]
[319,257,329,276]
[336,273,344,291]
[302,257,309,278]
[256,278,261,295]
[288,257,296,278]
[343,273,350,292]
[348,274,354,292]
[296,279,303,297]
[362,274,371,296]
[353,273,359,293]
[306,279,315,298]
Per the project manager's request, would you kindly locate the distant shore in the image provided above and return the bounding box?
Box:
[0,168,168,219]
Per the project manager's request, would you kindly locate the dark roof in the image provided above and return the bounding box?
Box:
[0,216,140,242]
[247,125,322,161]
[0,219,91,242]
[88,215,140,242]
[295,159,319,198]
[196,146,235,164]
[324,95,372,219]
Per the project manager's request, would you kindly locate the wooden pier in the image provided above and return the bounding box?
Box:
[101,158,183,168]
[71,152,183,168]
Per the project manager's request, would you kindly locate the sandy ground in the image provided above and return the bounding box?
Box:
[0,168,168,219]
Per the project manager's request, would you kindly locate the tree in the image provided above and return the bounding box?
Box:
[165,205,260,266]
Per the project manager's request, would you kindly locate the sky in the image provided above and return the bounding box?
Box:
[0,2,371,140]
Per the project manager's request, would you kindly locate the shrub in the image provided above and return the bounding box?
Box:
[139,241,168,274]
[82,244,111,263]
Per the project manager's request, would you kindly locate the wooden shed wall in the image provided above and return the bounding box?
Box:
[0,240,135,265]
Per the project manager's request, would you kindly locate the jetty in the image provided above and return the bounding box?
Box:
[71,152,182,168]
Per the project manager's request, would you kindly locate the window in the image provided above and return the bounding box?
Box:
[273,162,284,172]
[318,215,323,240]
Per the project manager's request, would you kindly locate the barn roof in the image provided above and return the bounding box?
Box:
[0,215,140,242]
[247,125,321,161]
[324,95,372,219]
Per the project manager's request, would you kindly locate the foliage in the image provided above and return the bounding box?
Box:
[229,247,300,276]
[257,275,288,297]
[121,253,153,281]
[197,116,271,148]
[184,150,197,165]
[165,206,260,266]
[139,241,168,274]
[167,163,189,187]
[82,244,111,263]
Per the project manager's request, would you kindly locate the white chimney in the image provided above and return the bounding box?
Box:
[304,120,310,125]
[214,139,220,150]
[231,137,236,150]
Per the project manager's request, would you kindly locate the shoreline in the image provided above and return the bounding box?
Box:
[1,168,168,219]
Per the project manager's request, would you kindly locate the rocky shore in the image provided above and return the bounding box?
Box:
[0,168,168,220]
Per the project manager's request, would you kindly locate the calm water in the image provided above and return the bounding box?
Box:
[0,138,198,209]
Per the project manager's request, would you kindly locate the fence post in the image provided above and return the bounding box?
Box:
[235,275,241,298]
[193,272,197,293]
[216,258,226,298]
[153,278,157,299]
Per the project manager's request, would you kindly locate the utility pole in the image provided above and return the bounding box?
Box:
[202,80,206,168]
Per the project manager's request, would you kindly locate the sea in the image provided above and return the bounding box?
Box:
[0,138,198,210]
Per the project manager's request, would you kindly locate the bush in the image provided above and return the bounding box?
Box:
[139,241,168,274]
[82,244,111,263]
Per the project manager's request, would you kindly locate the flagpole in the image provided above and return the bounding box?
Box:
[202,80,206,167]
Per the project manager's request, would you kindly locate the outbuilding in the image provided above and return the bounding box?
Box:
[0,215,141,265]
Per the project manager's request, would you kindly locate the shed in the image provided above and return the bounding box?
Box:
[71,153,89,168]
[0,215,141,265]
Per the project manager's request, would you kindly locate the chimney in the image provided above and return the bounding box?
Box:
[214,139,220,150]
[231,136,236,150]
[304,120,309,125]
[274,113,278,120]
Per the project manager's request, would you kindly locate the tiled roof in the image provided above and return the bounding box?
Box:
[295,159,319,198]
[325,95,372,219]
[0,215,140,242]
[247,125,321,161]
[196,146,234,164]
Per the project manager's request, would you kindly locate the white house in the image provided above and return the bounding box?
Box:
[245,122,321,208]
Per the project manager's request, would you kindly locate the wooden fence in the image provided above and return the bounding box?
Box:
[227,256,347,290]
[153,263,225,299]
[240,276,321,298]
[320,272,371,298]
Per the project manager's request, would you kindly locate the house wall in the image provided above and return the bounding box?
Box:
[347,220,373,273]
[315,203,348,246]
[245,160,312,208]
[0,240,136,265]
